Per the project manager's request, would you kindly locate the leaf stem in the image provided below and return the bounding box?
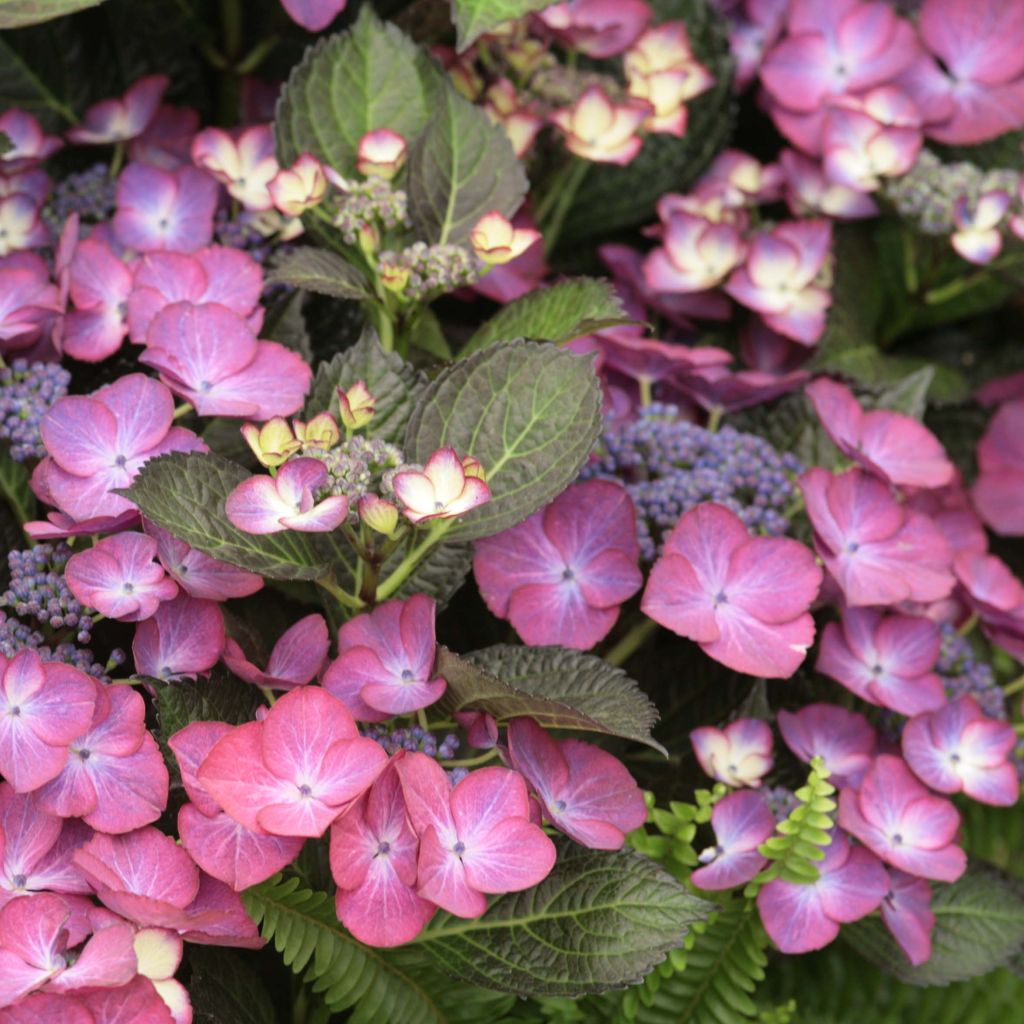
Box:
[537,158,590,255]
[315,574,365,611]
[1003,673,1024,697]
[375,520,451,602]
[604,617,658,668]
[172,402,194,420]
[957,613,979,638]
[441,749,500,768]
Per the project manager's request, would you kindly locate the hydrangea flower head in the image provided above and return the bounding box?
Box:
[397,753,557,918]
[113,163,218,253]
[222,613,329,692]
[780,148,879,219]
[67,75,169,145]
[225,457,349,535]
[65,532,178,623]
[691,790,775,890]
[806,377,953,489]
[778,704,875,788]
[191,125,279,212]
[0,650,96,793]
[132,594,225,681]
[324,595,444,722]
[146,522,263,602]
[644,212,747,294]
[550,86,652,165]
[474,480,642,649]
[506,716,647,849]
[799,468,955,607]
[756,830,889,954]
[392,448,491,525]
[690,718,774,788]
[330,762,436,947]
[642,502,822,677]
[816,607,946,716]
[838,754,967,882]
[63,236,133,362]
[197,686,388,838]
[902,696,1019,806]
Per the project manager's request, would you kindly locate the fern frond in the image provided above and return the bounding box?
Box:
[747,757,836,892]
[242,875,446,1024]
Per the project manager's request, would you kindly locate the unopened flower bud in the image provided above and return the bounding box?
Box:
[356,129,407,180]
[469,211,542,265]
[378,258,410,293]
[240,418,300,468]
[293,411,340,450]
[338,380,376,431]
[358,493,401,537]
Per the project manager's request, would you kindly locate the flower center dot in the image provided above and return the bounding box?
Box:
[77,748,91,761]
[554,799,567,812]
[453,841,466,856]
[123,583,135,594]
[401,669,414,682]
[11,874,26,889]
[376,840,391,855]
[297,784,312,797]
[114,454,127,467]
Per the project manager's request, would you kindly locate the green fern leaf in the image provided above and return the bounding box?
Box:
[242,875,447,1024]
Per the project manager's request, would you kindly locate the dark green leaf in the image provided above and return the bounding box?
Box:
[304,328,426,444]
[187,946,277,1024]
[262,291,313,362]
[437,647,664,752]
[0,35,76,124]
[864,366,934,420]
[405,340,603,539]
[462,644,664,753]
[0,132,10,156]
[122,452,329,581]
[415,844,712,996]
[0,0,107,29]
[461,278,630,357]
[275,5,443,174]
[450,0,556,50]
[152,669,263,742]
[406,81,527,245]
[0,450,35,529]
[387,541,471,607]
[844,863,1024,986]
[268,248,373,301]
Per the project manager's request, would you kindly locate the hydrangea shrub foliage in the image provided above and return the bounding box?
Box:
[1,0,1024,1020]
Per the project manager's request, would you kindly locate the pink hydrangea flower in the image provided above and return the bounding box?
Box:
[0,651,97,794]
[0,893,136,1008]
[129,103,199,169]
[323,595,444,721]
[397,753,557,918]
[756,830,889,954]
[62,236,133,362]
[474,480,642,650]
[280,0,347,32]
[191,125,279,212]
[225,458,348,535]
[506,717,647,849]
[0,784,91,907]
[268,153,327,216]
[777,704,875,788]
[816,607,946,716]
[838,754,967,882]
[670,361,811,413]
[392,448,491,526]
[972,398,1024,535]
[469,212,542,266]
[0,255,60,353]
[806,377,953,489]
[643,212,747,294]
[880,869,935,966]
[198,686,387,838]
[550,86,652,165]
[696,149,784,206]
[950,190,1010,265]
[537,0,651,59]
[0,111,63,172]
[127,246,264,344]
[594,327,732,391]
[113,163,218,253]
[642,502,822,678]
[0,194,48,257]
[67,75,169,145]
[330,761,436,947]
[953,550,1024,662]
[34,682,169,834]
[690,719,774,788]
[145,521,263,601]
[779,148,878,219]
[141,302,311,420]
[222,613,329,691]
[902,696,1019,807]
[354,130,408,180]
[132,927,189,1024]
[170,723,303,891]
[36,373,205,524]
[65,532,178,623]
[724,220,832,344]
[132,594,225,681]
[799,467,955,607]
[821,87,923,193]
[898,0,1024,145]
[690,790,775,890]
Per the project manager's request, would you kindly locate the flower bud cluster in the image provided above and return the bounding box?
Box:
[42,162,116,228]
[582,403,802,560]
[2,542,95,642]
[0,610,113,678]
[935,623,1006,721]
[0,359,71,461]
[377,242,483,299]
[332,178,410,244]
[305,435,405,505]
[361,722,460,760]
